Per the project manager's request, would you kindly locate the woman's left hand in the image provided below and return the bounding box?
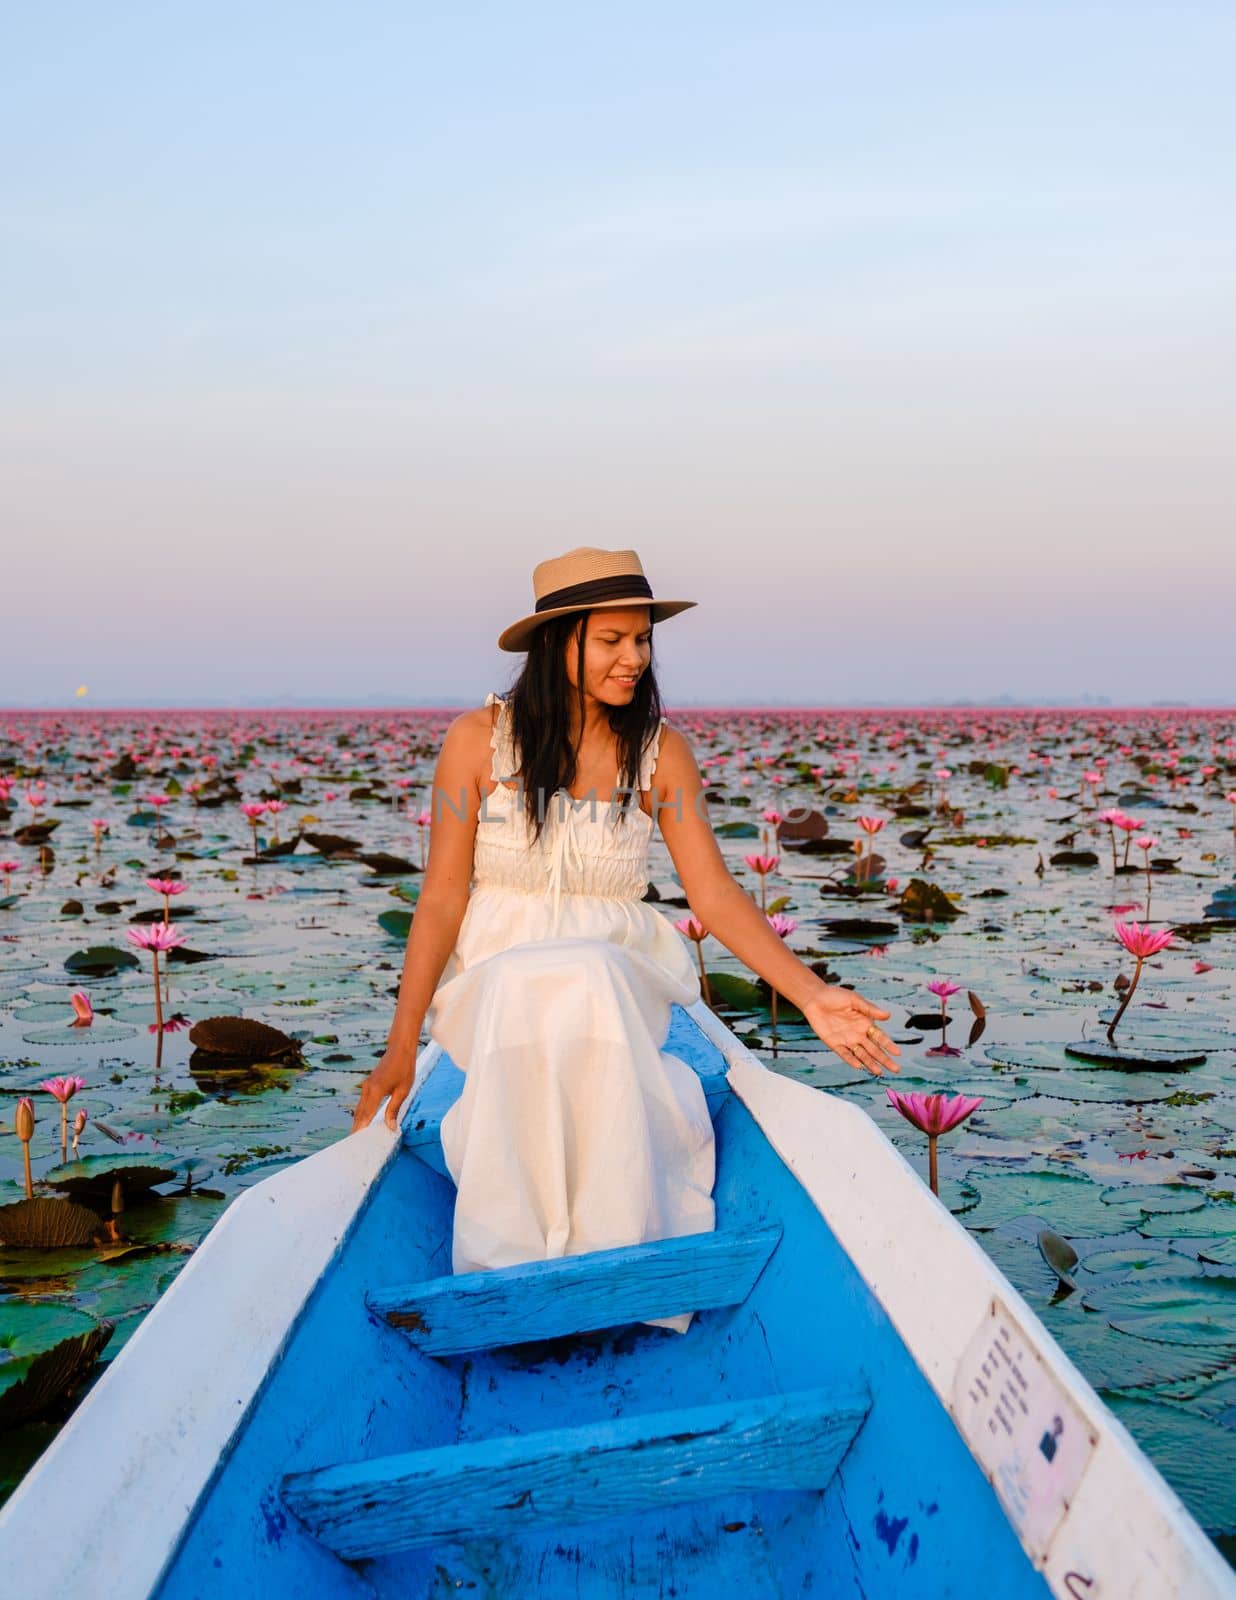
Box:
[802,985,901,1077]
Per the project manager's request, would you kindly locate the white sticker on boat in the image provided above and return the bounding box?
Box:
[952,1295,1099,1565]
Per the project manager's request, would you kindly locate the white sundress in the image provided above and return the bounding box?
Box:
[425,692,717,1332]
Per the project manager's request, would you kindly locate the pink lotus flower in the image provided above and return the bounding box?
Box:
[1107,918,1176,1041]
[38,1075,87,1103]
[69,990,93,1026]
[886,877,899,893]
[857,816,885,835]
[674,915,712,1005]
[38,1074,87,1162]
[762,807,784,824]
[887,1088,983,1135]
[743,853,780,915]
[1194,960,1214,974]
[927,979,962,1000]
[145,877,187,894]
[1113,919,1175,960]
[766,912,798,939]
[148,1011,192,1034]
[126,922,189,953]
[886,1089,984,1196]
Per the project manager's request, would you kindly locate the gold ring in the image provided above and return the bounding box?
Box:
[866,1024,877,1039]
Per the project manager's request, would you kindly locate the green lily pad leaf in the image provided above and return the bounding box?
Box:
[703,972,766,1011]
[0,1302,114,1427]
[1065,1040,1208,1070]
[64,945,141,976]
[898,878,963,922]
[1103,1396,1236,1532]
[1078,1246,1204,1281]
[1099,1184,1208,1215]
[378,909,412,941]
[1139,1204,1236,1239]
[714,820,760,838]
[0,1196,102,1248]
[964,1168,1144,1237]
[40,1154,181,1201]
[1040,1302,1236,1390]
[1082,1274,1236,1346]
[1038,1228,1079,1287]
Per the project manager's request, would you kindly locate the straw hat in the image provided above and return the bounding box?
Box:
[497,547,697,652]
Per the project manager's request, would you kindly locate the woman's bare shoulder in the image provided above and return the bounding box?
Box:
[652,722,701,781]
[436,702,499,780]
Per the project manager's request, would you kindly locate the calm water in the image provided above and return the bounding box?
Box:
[1,704,1234,1564]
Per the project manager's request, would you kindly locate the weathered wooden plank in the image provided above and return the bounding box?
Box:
[366,1224,782,1353]
[402,1018,731,1177]
[280,1379,871,1561]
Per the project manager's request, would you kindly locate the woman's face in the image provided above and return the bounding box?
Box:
[565,606,653,704]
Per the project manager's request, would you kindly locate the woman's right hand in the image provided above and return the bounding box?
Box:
[350,1048,417,1134]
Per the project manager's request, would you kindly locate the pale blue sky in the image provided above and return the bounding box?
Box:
[4,3,1234,707]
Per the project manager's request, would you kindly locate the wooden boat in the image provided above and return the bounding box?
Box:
[2,999,1233,1599]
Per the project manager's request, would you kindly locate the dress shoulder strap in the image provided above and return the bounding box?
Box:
[484,692,518,784]
[637,716,668,793]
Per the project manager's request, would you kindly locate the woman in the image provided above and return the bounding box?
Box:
[351,546,900,1318]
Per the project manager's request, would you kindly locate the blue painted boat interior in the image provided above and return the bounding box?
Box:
[152,1007,1051,1599]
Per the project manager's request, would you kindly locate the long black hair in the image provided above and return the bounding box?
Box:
[500,608,665,847]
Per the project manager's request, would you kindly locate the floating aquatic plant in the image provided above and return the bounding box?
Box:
[125,921,189,1061]
[855,815,885,883]
[145,875,187,923]
[37,1076,87,1163]
[14,1097,35,1198]
[674,915,714,1008]
[742,853,779,915]
[886,1089,983,1196]
[1107,918,1177,1041]
[240,801,267,854]
[924,978,964,1057]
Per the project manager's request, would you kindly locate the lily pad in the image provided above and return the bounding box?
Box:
[378,909,413,942]
[1064,1039,1208,1071]
[1082,1274,1236,1346]
[0,1196,103,1248]
[0,1302,114,1427]
[1103,1396,1236,1532]
[63,946,140,977]
[39,1153,181,1201]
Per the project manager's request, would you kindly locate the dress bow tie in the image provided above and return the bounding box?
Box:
[545,790,587,935]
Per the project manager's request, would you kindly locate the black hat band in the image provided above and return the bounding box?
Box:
[535,574,654,613]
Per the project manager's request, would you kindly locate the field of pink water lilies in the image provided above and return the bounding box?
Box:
[2,704,1235,1558]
